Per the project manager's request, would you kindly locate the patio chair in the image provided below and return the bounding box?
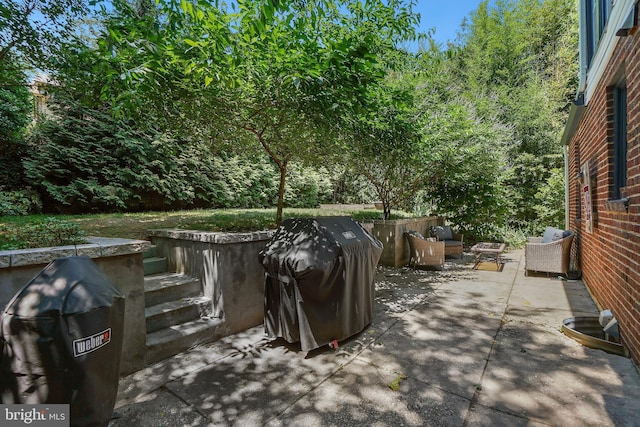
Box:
[430,226,464,258]
[404,231,445,269]
[525,228,575,276]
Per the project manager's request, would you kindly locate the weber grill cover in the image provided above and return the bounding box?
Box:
[259,217,383,351]
[0,256,125,427]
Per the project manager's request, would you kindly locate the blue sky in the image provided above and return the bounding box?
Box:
[414,0,483,45]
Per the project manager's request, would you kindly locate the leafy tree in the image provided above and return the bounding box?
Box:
[1,0,89,195]
[454,0,578,228]
[98,0,420,224]
[425,100,511,238]
[0,0,87,70]
[343,67,426,220]
[533,166,565,230]
[410,43,511,236]
[22,87,335,213]
[341,40,512,232]
[0,57,32,189]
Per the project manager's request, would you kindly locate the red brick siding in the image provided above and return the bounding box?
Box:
[568,31,640,366]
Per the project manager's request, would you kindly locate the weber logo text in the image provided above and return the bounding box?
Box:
[1,405,69,426]
[73,328,111,357]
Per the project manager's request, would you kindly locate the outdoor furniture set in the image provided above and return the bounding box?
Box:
[404,224,575,276]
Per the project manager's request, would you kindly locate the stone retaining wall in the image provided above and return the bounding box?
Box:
[148,229,274,337]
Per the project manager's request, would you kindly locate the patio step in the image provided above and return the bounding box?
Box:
[143,274,216,364]
[145,317,224,365]
[143,256,168,276]
[142,245,217,365]
[142,245,159,259]
[145,296,212,334]
[144,272,202,308]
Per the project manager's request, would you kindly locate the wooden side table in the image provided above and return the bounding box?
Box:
[471,242,506,270]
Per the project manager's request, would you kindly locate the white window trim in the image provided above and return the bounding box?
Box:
[582,0,635,104]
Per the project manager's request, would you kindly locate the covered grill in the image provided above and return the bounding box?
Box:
[0,256,125,427]
[259,217,383,351]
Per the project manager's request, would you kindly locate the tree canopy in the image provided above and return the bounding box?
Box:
[96,0,420,224]
[1,0,579,240]
[0,0,87,71]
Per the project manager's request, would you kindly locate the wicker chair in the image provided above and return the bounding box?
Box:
[525,230,574,276]
[430,226,464,258]
[404,232,445,269]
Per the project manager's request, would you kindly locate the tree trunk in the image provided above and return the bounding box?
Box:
[276,161,288,226]
[383,204,391,220]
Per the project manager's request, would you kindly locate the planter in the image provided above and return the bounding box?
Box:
[362,216,445,267]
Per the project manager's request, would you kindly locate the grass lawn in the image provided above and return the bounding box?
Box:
[1,207,413,249]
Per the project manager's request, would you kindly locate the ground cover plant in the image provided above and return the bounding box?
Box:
[0,207,414,250]
[0,217,86,250]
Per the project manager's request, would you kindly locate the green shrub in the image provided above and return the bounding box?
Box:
[326,168,377,204]
[21,94,336,213]
[533,167,566,230]
[285,165,333,208]
[23,98,229,213]
[0,189,42,216]
[0,217,86,250]
[486,225,531,249]
[207,155,279,209]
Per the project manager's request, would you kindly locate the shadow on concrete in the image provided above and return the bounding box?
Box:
[109,250,640,427]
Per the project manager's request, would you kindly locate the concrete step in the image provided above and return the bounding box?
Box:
[143,256,168,276]
[144,273,202,308]
[145,317,224,365]
[145,296,212,334]
[142,245,159,259]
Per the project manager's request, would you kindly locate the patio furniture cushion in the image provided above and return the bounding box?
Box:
[541,227,565,243]
[430,226,464,258]
[406,230,425,239]
[431,226,453,241]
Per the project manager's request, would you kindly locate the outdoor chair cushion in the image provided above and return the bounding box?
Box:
[406,230,425,239]
[430,226,464,258]
[541,227,565,243]
[431,226,453,241]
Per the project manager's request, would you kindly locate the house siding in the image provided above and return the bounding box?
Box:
[568,29,640,365]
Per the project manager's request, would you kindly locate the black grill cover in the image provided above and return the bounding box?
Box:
[259,217,382,351]
[0,256,125,427]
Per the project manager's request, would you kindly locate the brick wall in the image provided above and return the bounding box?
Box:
[568,31,640,365]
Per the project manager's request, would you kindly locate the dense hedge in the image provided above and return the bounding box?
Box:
[19,98,340,213]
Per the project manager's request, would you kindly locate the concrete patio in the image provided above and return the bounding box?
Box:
[109,249,640,426]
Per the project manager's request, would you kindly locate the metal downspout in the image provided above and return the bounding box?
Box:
[565,144,570,230]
